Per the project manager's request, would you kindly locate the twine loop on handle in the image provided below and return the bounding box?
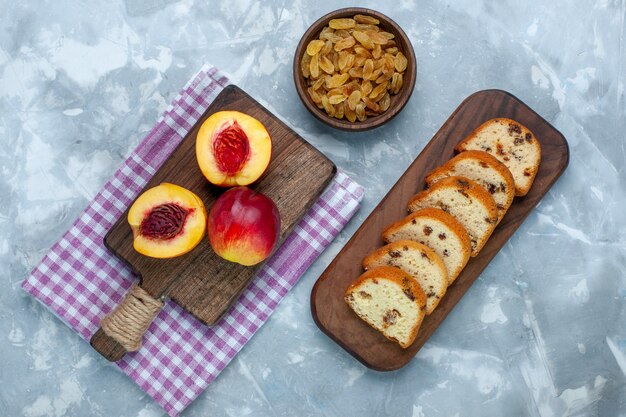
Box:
[101,284,164,352]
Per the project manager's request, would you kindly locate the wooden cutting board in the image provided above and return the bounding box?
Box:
[311,89,569,371]
[91,85,336,361]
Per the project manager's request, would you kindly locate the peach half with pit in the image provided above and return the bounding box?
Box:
[207,186,281,266]
[196,111,272,187]
[128,183,207,258]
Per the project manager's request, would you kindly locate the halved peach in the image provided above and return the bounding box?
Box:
[196,111,272,187]
[128,183,207,258]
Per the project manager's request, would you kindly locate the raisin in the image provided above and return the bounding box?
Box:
[496,143,505,155]
[379,92,391,112]
[423,226,433,235]
[363,58,374,79]
[420,251,429,259]
[328,94,346,105]
[355,102,366,121]
[329,18,356,30]
[514,137,524,145]
[354,14,379,25]
[306,40,325,56]
[479,161,488,168]
[358,291,372,299]
[457,178,470,187]
[487,183,497,194]
[403,245,409,251]
[366,30,390,45]
[347,90,361,110]
[309,54,320,78]
[403,288,415,301]
[427,291,436,297]
[504,156,510,161]
[369,81,387,98]
[438,233,446,240]
[508,123,522,135]
[443,249,450,257]
[524,168,532,177]
[496,204,506,210]
[326,73,350,88]
[458,189,470,199]
[319,55,335,74]
[525,133,533,142]
[391,72,403,95]
[411,219,417,225]
[389,250,402,258]
[363,97,379,112]
[485,216,497,224]
[383,309,400,325]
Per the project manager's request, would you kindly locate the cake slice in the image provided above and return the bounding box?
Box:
[344,266,427,348]
[362,240,448,315]
[382,208,471,284]
[455,118,541,196]
[425,150,515,223]
[407,176,498,256]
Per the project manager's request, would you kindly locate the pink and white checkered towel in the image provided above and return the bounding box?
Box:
[21,64,364,416]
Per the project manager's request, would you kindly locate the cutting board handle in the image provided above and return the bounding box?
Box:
[90,283,164,361]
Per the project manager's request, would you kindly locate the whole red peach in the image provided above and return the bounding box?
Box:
[208,187,280,266]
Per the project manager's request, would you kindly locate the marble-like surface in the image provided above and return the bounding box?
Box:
[1,0,625,415]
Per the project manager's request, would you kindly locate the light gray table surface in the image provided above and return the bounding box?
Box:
[2,0,625,416]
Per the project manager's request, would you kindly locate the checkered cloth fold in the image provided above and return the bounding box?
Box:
[21,65,364,416]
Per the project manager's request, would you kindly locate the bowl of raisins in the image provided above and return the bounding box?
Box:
[294,8,416,131]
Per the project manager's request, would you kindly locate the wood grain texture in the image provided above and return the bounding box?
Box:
[92,85,336,361]
[293,7,416,131]
[310,89,569,371]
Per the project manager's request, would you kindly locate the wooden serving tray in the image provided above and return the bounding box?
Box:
[93,85,336,360]
[311,89,569,371]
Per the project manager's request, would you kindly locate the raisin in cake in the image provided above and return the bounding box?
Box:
[362,240,448,315]
[407,176,498,257]
[344,266,427,348]
[425,150,515,223]
[455,118,541,196]
[382,208,471,284]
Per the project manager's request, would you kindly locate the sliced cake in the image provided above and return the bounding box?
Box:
[382,208,471,284]
[455,118,541,196]
[362,240,448,315]
[425,150,515,223]
[407,176,498,257]
[344,266,427,348]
